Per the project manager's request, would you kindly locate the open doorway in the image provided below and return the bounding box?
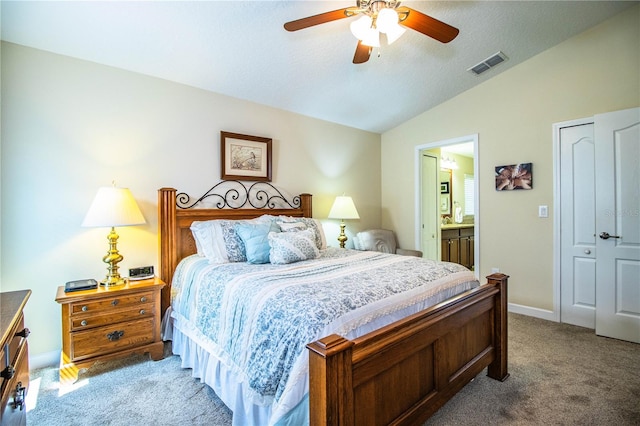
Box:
[414,134,479,275]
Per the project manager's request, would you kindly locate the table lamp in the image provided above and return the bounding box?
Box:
[328,195,360,248]
[82,185,146,286]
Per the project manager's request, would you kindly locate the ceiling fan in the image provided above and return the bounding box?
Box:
[284,0,459,64]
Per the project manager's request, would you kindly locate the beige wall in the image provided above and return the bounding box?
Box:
[381,6,639,312]
[0,42,381,363]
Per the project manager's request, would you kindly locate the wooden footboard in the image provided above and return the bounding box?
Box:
[307,273,509,426]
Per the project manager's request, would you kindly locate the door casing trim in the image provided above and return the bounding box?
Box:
[414,133,479,279]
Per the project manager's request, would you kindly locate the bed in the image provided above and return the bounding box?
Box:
[158,182,509,426]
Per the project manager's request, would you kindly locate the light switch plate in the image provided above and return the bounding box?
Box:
[538,205,548,218]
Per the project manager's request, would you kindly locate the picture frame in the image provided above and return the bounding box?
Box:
[440,182,450,194]
[440,195,451,214]
[221,131,272,182]
[495,162,532,191]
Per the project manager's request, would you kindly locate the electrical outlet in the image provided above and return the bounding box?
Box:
[491,267,500,273]
[538,205,548,218]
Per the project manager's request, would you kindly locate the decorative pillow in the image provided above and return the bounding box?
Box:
[278,221,307,232]
[273,216,327,250]
[235,221,281,264]
[218,220,248,262]
[268,228,319,264]
[190,215,273,263]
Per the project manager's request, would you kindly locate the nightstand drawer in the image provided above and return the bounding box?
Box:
[70,303,155,331]
[69,291,155,315]
[70,317,156,360]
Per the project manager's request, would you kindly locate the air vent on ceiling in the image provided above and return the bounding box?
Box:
[468,51,508,76]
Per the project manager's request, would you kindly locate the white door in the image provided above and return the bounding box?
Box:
[594,107,640,343]
[421,153,438,260]
[559,121,597,328]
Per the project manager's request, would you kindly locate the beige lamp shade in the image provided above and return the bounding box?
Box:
[82,187,146,227]
[328,196,360,220]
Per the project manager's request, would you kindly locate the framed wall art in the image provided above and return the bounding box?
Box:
[221,131,272,182]
[440,182,450,194]
[495,162,532,191]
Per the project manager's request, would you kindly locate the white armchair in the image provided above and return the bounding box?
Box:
[353,229,422,257]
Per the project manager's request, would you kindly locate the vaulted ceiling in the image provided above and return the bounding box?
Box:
[2,1,635,133]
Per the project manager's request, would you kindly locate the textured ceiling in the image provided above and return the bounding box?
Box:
[1,1,636,133]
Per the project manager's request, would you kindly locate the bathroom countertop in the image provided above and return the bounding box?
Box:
[441,223,475,230]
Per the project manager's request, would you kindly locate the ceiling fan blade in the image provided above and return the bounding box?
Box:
[400,7,459,43]
[284,8,352,32]
[353,40,372,64]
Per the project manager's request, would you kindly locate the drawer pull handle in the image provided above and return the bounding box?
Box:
[1,365,15,380]
[13,382,25,411]
[139,309,146,315]
[106,330,125,341]
[82,305,88,312]
[81,320,88,326]
[140,297,147,303]
[111,299,119,306]
[15,328,30,338]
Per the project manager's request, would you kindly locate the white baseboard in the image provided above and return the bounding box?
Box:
[508,303,558,322]
[30,350,59,370]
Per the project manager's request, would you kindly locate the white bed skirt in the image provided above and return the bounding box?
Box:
[162,308,308,426]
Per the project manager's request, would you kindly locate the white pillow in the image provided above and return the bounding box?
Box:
[190,220,228,263]
[268,228,319,264]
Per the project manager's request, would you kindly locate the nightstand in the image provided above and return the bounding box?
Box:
[55,277,165,384]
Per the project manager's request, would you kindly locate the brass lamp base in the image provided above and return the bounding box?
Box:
[100,227,127,287]
[100,276,129,287]
[337,220,348,249]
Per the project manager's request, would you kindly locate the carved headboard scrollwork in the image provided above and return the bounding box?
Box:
[175,180,303,210]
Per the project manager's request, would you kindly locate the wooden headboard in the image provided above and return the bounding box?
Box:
[157,183,312,313]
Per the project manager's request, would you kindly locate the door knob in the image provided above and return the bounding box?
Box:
[599,232,621,240]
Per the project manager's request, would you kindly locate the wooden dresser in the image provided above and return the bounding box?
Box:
[55,277,165,384]
[1,290,31,426]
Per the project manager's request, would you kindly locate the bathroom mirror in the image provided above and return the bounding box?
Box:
[440,169,452,217]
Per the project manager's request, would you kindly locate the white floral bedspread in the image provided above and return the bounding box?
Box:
[170,248,478,408]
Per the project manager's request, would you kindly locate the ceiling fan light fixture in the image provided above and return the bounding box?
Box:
[361,28,380,47]
[350,15,373,40]
[376,8,398,33]
[384,23,406,44]
[284,1,459,64]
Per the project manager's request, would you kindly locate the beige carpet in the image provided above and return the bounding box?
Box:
[426,313,639,425]
[27,313,639,425]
